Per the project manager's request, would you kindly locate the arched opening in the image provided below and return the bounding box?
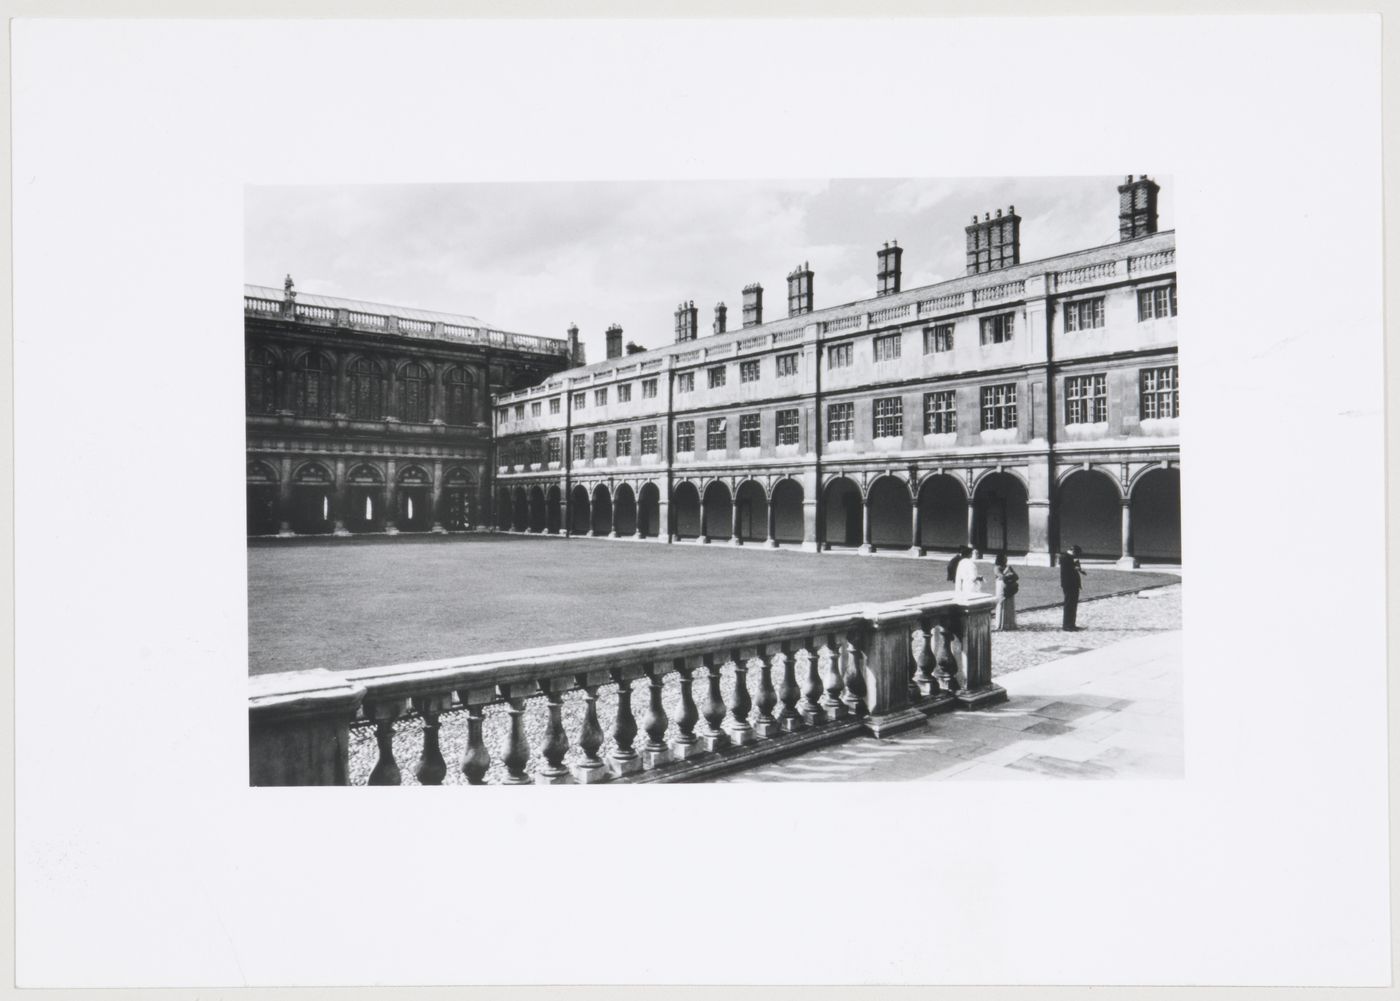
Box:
[246,347,279,415]
[771,479,805,544]
[734,480,768,543]
[396,465,433,532]
[637,482,661,538]
[867,475,913,550]
[613,484,638,537]
[496,490,513,531]
[347,357,385,420]
[528,486,547,533]
[546,485,563,534]
[293,352,334,418]
[822,477,863,548]
[1130,467,1181,563]
[444,367,476,426]
[1056,469,1121,559]
[702,481,733,541]
[512,487,529,532]
[345,464,385,533]
[591,485,614,536]
[569,485,591,536]
[672,481,701,540]
[973,472,1029,556]
[246,461,279,535]
[443,467,475,531]
[291,463,334,535]
[917,474,967,553]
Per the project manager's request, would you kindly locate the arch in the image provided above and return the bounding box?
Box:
[292,461,334,484]
[442,466,475,531]
[591,484,614,536]
[290,461,334,534]
[822,476,863,548]
[346,462,384,484]
[734,480,768,543]
[613,483,638,537]
[770,478,805,544]
[246,460,278,483]
[397,361,432,423]
[528,485,547,533]
[671,481,701,540]
[867,475,913,550]
[347,356,385,420]
[512,486,529,532]
[396,466,433,532]
[246,459,279,535]
[293,352,334,418]
[1056,468,1121,559]
[637,481,661,539]
[546,484,563,534]
[396,464,432,486]
[345,463,386,533]
[972,465,1029,496]
[246,345,280,415]
[1129,467,1181,563]
[973,471,1029,556]
[443,366,476,426]
[916,474,967,552]
[569,484,591,535]
[496,489,513,530]
[702,480,733,541]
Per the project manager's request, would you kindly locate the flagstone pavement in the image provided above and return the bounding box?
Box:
[716,629,1183,782]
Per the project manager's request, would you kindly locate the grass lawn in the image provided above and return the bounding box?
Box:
[247,534,1179,676]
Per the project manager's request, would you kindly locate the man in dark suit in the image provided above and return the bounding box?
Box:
[1060,544,1086,630]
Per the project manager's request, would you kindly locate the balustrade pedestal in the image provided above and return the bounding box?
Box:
[952,600,1008,710]
[249,669,365,786]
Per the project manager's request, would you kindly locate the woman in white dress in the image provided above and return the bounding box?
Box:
[954,548,985,593]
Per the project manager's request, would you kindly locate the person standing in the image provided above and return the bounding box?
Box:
[946,545,969,584]
[1060,544,1086,630]
[956,548,985,593]
[994,553,1019,630]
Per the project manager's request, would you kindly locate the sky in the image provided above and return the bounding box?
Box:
[245,175,1173,364]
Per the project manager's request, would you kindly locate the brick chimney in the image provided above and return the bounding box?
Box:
[1118,175,1160,240]
[625,341,646,355]
[605,324,624,359]
[742,284,764,328]
[965,206,1021,275]
[713,302,727,335]
[567,323,580,365]
[674,301,698,343]
[786,262,814,317]
[876,241,902,296]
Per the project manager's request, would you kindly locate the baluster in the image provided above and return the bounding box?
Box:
[607,667,642,776]
[573,671,609,784]
[698,653,730,752]
[817,634,846,720]
[366,698,409,786]
[459,701,491,785]
[642,664,671,768]
[910,619,935,701]
[931,621,960,693]
[727,647,755,745]
[671,659,701,759]
[536,679,572,784]
[500,687,533,785]
[412,694,453,786]
[841,630,868,718]
[752,648,779,738]
[775,643,803,732]
[799,641,826,725]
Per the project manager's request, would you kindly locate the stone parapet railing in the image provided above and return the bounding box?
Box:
[249,591,1005,786]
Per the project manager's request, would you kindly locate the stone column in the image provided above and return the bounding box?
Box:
[430,459,446,533]
[1116,499,1137,569]
[1025,457,1055,566]
[277,457,294,536]
[965,499,976,547]
[657,496,671,543]
[801,498,819,552]
[858,493,874,554]
[607,489,619,538]
[910,498,925,556]
[332,458,349,536]
[384,460,399,535]
[730,494,743,545]
[698,490,710,544]
[765,496,778,549]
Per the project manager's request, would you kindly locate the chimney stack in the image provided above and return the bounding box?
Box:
[605,323,624,360]
[713,302,728,335]
[567,323,581,365]
[742,284,764,328]
[786,262,813,317]
[965,205,1021,275]
[673,301,698,343]
[876,241,903,296]
[1118,174,1160,240]
[625,341,646,355]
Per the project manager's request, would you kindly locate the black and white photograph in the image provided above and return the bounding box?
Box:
[245,175,1183,786]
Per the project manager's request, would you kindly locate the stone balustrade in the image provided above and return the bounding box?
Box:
[248,590,1004,786]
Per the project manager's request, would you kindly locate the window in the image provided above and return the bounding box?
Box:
[618,383,632,403]
[548,396,561,415]
[642,378,658,399]
[979,313,1014,345]
[739,413,761,448]
[592,431,608,459]
[445,367,474,425]
[775,352,799,378]
[980,384,1018,430]
[776,408,800,445]
[924,324,954,354]
[827,401,854,442]
[708,366,727,389]
[828,343,852,369]
[348,357,384,419]
[1138,284,1177,320]
[246,346,279,414]
[572,392,586,410]
[530,400,542,417]
[1064,373,1108,424]
[496,408,507,425]
[594,388,608,407]
[677,372,694,394]
[294,352,335,418]
[923,390,957,434]
[527,438,543,464]
[1140,366,1179,419]
[740,359,761,384]
[616,428,632,456]
[547,437,561,463]
[1064,298,1105,332]
[397,362,431,422]
[641,425,659,455]
[572,433,586,460]
[873,333,902,362]
[676,420,695,452]
[707,417,727,452]
[513,403,525,421]
[873,397,903,438]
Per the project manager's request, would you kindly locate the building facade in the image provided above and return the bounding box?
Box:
[245,279,578,536]
[490,176,1180,566]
